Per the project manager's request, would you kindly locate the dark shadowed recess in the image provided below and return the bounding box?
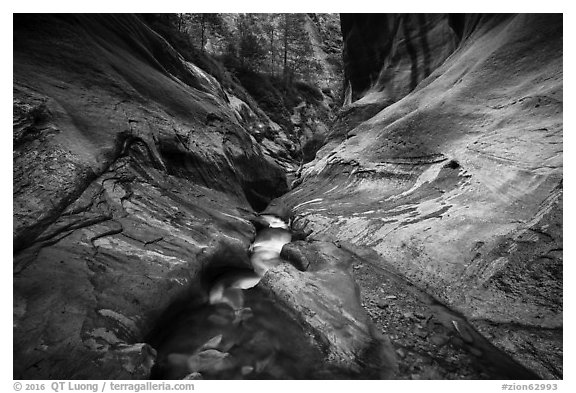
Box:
[146,287,327,380]
[339,13,502,101]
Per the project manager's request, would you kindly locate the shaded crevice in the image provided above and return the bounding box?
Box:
[416,14,432,78]
[402,15,419,91]
[89,220,124,247]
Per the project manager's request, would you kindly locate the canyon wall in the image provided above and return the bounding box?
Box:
[13,14,288,378]
[13,13,563,379]
[270,14,562,378]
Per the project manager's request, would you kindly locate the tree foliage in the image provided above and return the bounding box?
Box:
[237,14,267,69]
[279,14,318,80]
[139,12,333,157]
[157,13,319,84]
[187,13,224,52]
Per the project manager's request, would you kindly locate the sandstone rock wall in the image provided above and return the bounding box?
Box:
[341,14,456,103]
[318,14,460,160]
[13,13,563,379]
[270,14,562,378]
[13,14,287,378]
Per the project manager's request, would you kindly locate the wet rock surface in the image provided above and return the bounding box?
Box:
[149,218,397,380]
[260,241,397,378]
[149,289,327,380]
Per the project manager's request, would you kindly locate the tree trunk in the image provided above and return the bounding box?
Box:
[270,26,275,75]
[283,15,289,79]
[178,14,183,32]
[201,14,206,52]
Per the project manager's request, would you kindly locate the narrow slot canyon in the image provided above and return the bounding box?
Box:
[13,13,562,381]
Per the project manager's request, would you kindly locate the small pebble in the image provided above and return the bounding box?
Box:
[402,311,414,320]
[451,337,464,347]
[241,365,254,376]
[430,334,449,346]
[376,300,389,309]
[208,314,230,326]
[183,372,203,380]
[452,320,474,343]
[201,334,223,350]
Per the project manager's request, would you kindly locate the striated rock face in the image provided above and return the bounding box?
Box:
[319,14,460,159]
[341,14,458,103]
[13,14,288,379]
[268,14,562,378]
[261,241,397,378]
[13,13,563,380]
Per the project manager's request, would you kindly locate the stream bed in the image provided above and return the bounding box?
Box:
[149,286,325,379]
[149,215,326,379]
[147,214,540,380]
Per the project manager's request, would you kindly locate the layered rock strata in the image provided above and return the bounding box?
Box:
[268,14,563,378]
[13,14,287,378]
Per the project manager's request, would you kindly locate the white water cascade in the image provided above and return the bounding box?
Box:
[208,215,292,309]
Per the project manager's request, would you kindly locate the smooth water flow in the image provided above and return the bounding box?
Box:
[209,215,292,307]
[150,215,322,379]
[249,228,292,276]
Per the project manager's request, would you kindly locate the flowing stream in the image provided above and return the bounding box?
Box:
[147,214,541,380]
[208,215,292,308]
[149,215,325,379]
